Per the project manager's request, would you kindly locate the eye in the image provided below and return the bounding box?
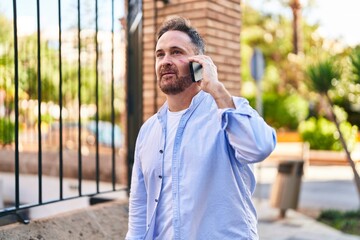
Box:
[172,49,182,55]
[156,52,164,58]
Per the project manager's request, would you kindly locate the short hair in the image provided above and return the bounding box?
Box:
[156,16,205,54]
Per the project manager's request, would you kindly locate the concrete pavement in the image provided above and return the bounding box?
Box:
[1,165,360,239]
[256,199,360,240]
[254,164,360,240]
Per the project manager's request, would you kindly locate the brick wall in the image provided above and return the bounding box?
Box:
[142,0,241,121]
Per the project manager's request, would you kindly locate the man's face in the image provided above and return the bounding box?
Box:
[155,30,195,95]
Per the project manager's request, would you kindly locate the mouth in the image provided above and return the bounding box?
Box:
[161,71,176,78]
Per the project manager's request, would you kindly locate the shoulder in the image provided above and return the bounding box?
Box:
[232,96,250,106]
[138,114,159,137]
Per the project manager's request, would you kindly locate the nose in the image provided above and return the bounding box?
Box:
[160,53,174,66]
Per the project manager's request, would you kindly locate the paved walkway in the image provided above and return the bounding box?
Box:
[254,164,360,240]
[256,199,360,240]
[1,160,360,239]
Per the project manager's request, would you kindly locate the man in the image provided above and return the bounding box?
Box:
[126,16,276,240]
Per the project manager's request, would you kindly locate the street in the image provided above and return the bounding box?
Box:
[254,165,360,213]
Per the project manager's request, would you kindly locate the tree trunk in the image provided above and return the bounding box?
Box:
[290,0,302,54]
[325,93,360,204]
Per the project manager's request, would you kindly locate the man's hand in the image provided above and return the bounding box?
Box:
[188,55,235,109]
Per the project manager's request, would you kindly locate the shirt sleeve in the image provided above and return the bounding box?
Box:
[218,96,277,164]
[125,141,147,240]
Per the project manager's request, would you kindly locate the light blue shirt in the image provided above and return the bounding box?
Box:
[126,90,276,240]
[154,109,186,239]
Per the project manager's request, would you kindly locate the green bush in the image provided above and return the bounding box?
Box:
[317,209,360,236]
[298,117,358,151]
[247,93,309,130]
[0,118,15,145]
[263,93,309,130]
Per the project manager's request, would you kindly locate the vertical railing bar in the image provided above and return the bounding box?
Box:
[95,0,100,193]
[36,0,43,204]
[1,0,125,218]
[12,0,20,209]
[77,0,83,196]
[111,0,116,190]
[58,0,64,200]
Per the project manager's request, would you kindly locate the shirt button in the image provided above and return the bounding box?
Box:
[159,150,163,154]
[155,199,158,202]
[158,175,162,179]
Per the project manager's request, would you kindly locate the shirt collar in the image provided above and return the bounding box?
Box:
[158,90,205,115]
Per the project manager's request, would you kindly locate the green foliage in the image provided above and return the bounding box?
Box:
[241,4,291,92]
[323,48,360,127]
[0,118,15,145]
[0,15,12,43]
[41,113,53,124]
[298,117,358,151]
[0,11,122,124]
[306,59,342,94]
[241,3,335,96]
[242,3,360,132]
[350,48,360,84]
[264,93,309,130]
[248,93,308,130]
[333,105,349,123]
[318,209,360,236]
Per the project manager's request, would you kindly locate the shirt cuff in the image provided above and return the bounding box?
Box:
[218,108,253,130]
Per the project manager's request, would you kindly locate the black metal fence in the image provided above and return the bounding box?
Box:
[0,0,126,224]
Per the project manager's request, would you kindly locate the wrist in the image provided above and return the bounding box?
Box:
[212,83,235,109]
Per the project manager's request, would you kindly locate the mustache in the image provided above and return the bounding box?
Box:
[159,65,179,76]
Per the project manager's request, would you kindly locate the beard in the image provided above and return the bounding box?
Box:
[158,66,193,95]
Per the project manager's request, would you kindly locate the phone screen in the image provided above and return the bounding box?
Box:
[189,62,203,82]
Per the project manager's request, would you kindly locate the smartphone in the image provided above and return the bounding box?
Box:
[189,62,203,82]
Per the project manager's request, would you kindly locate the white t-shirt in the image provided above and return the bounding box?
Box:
[154,108,187,239]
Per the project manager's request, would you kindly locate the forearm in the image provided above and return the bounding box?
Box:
[220,98,276,163]
[127,194,147,239]
[126,159,147,239]
[210,82,235,109]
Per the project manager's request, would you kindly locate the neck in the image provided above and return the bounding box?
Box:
[167,85,200,112]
